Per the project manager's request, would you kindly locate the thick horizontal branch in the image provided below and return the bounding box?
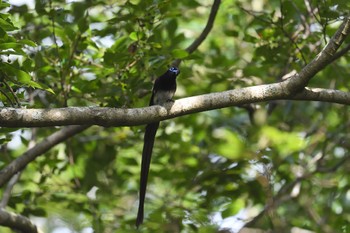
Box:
[0,209,38,233]
[0,86,348,128]
[0,18,346,129]
[292,87,350,102]
[1,19,348,128]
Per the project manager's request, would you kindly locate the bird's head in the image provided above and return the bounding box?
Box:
[168,67,180,76]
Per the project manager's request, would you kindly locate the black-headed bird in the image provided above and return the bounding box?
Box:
[136,67,180,227]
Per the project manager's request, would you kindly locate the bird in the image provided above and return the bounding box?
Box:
[136,67,180,227]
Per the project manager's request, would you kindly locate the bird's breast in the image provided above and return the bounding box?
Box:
[152,90,176,105]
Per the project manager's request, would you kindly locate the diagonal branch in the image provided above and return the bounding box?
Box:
[173,0,221,67]
[0,209,38,233]
[329,42,350,63]
[0,125,89,187]
[283,17,350,92]
[185,0,221,54]
[1,130,37,208]
[0,172,21,208]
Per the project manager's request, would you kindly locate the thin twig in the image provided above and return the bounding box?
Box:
[284,17,350,91]
[244,151,348,228]
[172,0,221,67]
[0,129,38,207]
[0,87,14,107]
[2,78,20,107]
[280,0,307,64]
[316,155,350,173]
[49,0,66,106]
[328,43,350,63]
[185,0,221,54]
[0,172,21,208]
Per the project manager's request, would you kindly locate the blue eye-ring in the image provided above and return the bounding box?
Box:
[169,67,179,74]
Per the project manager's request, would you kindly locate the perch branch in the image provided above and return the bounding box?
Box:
[0,87,348,128]
[0,209,38,233]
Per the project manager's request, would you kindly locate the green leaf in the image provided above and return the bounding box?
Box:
[171,49,189,59]
[78,17,89,33]
[213,128,245,160]
[29,207,47,217]
[259,126,306,157]
[0,42,24,50]
[129,32,139,41]
[28,80,55,94]
[0,17,17,31]
[111,36,128,50]
[1,63,55,94]
[1,63,31,83]
[19,39,37,47]
[224,29,239,37]
[0,2,11,9]
[222,198,245,218]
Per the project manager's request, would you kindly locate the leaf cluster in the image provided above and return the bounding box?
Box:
[0,0,349,232]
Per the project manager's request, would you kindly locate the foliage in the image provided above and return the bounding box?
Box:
[0,0,350,232]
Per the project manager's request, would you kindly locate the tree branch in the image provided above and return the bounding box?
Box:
[292,87,350,103]
[0,125,89,187]
[1,130,37,208]
[1,19,348,129]
[0,209,38,233]
[0,172,21,208]
[243,152,349,229]
[330,42,350,62]
[284,17,350,91]
[0,87,348,128]
[185,0,221,54]
[173,0,221,67]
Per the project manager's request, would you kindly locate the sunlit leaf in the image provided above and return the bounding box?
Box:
[213,128,246,160]
[171,49,189,59]
[259,126,306,157]
[0,17,17,31]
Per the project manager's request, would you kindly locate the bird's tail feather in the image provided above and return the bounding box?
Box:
[136,121,160,227]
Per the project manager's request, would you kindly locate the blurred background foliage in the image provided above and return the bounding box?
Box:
[0,0,350,232]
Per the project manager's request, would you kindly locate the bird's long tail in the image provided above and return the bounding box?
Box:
[136,121,160,227]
